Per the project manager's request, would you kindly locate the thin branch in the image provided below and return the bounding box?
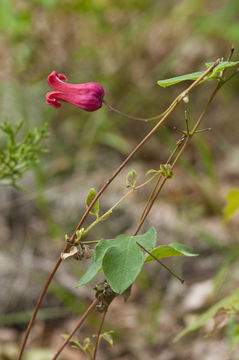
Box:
[83,171,159,236]
[222,45,235,78]
[17,256,63,360]
[103,98,170,122]
[92,309,108,360]
[136,241,184,283]
[51,299,98,360]
[134,176,168,236]
[132,86,223,283]
[137,140,183,225]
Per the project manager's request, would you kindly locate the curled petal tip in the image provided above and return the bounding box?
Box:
[57,73,68,81]
[46,91,61,108]
[47,70,68,90]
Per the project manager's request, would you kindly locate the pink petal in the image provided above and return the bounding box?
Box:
[46,91,103,111]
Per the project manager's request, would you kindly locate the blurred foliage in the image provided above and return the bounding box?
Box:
[223,189,239,221]
[0,306,69,326]
[0,120,49,186]
[62,330,114,359]
[175,287,239,348]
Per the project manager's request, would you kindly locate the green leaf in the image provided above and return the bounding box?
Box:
[76,240,112,287]
[223,188,239,221]
[145,243,198,262]
[102,234,144,294]
[205,61,239,73]
[174,287,239,342]
[157,61,239,88]
[228,323,239,351]
[126,169,137,188]
[77,228,157,291]
[134,227,157,249]
[157,71,206,87]
[86,188,99,218]
[99,330,114,346]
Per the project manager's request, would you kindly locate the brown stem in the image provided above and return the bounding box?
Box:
[222,45,234,78]
[17,59,220,360]
[134,176,168,236]
[137,141,183,225]
[132,86,222,282]
[17,256,63,360]
[134,82,221,237]
[51,299,98,360]
[92,309,108,360]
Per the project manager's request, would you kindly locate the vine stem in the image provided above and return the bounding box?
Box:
[222,45,234,78]
[130,84,222,283]
[17,59,219,360]
[92,309,108,360]
[17,256,63,360]
[103,98,175,122]
[137,141,182,224]
[50,299,98,360]
[83,171,159,236]
[134,80,223,238]
[83,188,135,235]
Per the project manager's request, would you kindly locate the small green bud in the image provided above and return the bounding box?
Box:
[160,164,174,179]
[86,188,100,218]
[126,169,137,188]
[75,228,85,244]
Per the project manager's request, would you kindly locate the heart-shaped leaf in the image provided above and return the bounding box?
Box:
[77,227,157,292]
[135,227,157,249]
[102,235,144,294]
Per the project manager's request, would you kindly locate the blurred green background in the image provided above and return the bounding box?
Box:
[1,0,239,359]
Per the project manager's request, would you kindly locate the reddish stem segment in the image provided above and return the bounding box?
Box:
[17,256,63,360]
[92,309,108,360]
[51,299,98,360]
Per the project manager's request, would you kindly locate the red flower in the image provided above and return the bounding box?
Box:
[46,71,105,112]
